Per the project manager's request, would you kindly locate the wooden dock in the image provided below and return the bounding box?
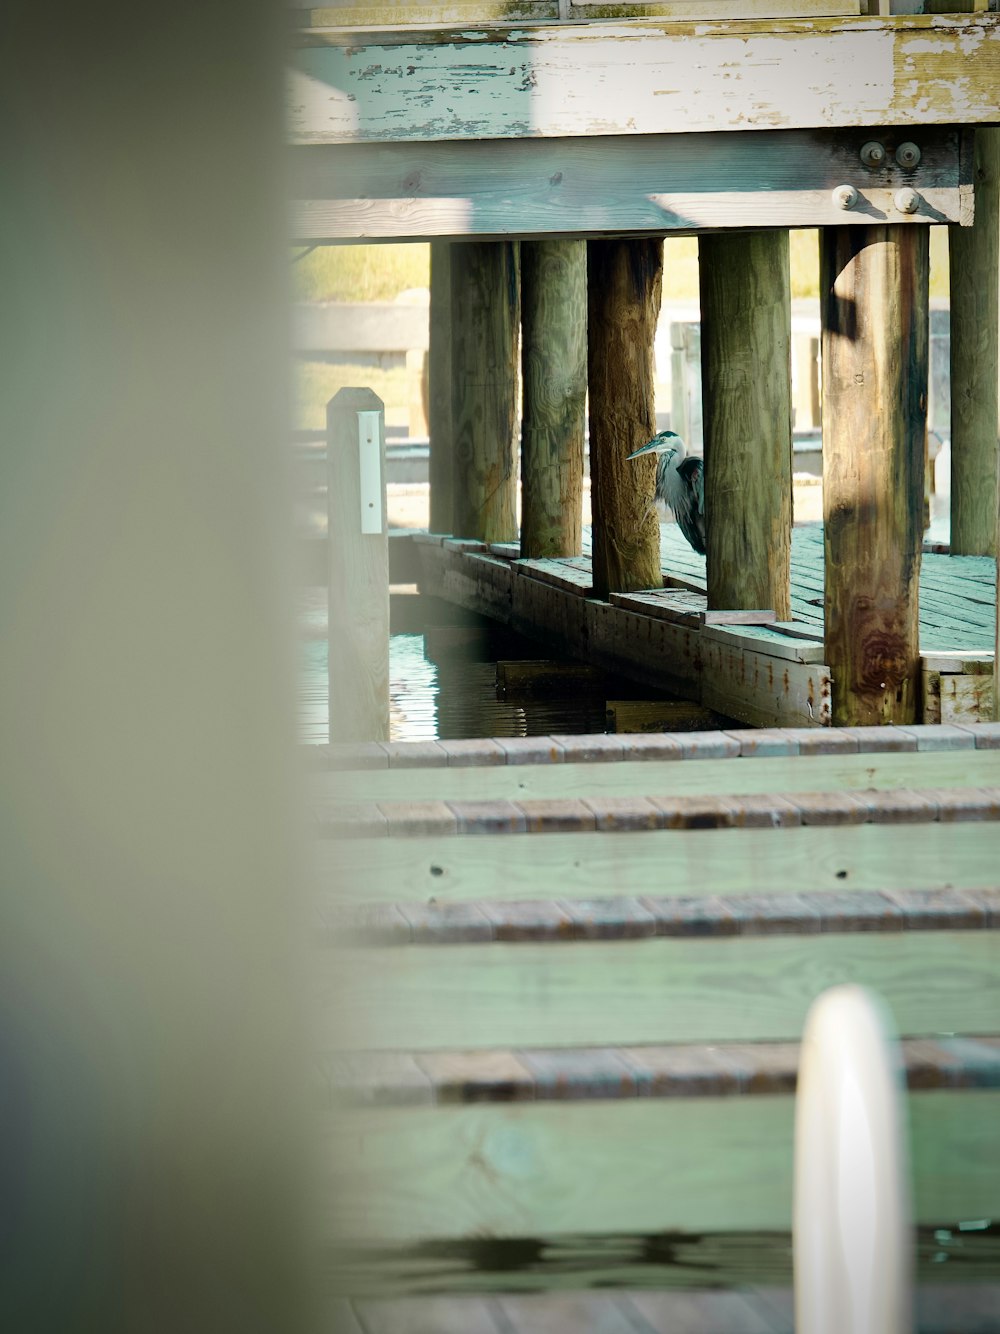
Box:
[334,1282,1000,1333]
[410,523,995,730]
[312,723,1000,1313]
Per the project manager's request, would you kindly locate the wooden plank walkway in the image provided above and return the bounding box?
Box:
[315,725,1000,1306]
[335,1283,1000,1333]
[412,524,995,727]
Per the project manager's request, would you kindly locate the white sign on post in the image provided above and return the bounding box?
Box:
[357,409,383,534]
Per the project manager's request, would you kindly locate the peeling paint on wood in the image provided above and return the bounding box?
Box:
[290,16,1000,145]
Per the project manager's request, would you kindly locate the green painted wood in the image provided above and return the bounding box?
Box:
[316,747,1000,803]
[700,232,792,620]
[314,822,1000,905]
[329,932,1000,1051]
[327,1091,1000,1245]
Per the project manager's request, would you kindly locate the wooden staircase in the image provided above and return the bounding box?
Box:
[310,722,1000,1330]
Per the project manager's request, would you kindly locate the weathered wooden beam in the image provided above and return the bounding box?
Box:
[950,128,999,556]
[587,239,663,597]
[328,1093,999,1254]
[520,240,587,557]
[428,240,454,533]
[821,226,929,726]
[290,127,969,243]
[699,231,793,620]
[449,241,520,543]
[290,15,1000,144]
[327,387,390,741]
[331,930,1000,1051]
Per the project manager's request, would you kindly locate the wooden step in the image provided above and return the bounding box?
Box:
[314,786,1000,838]
[321,888,1000,947]
[321,1035,1000,1108]
[310,722,1000,771]
[337,1282,1000,1332]
[325,912,997,1056]
[323,1061,1000,1257]
[317,820,1000,904]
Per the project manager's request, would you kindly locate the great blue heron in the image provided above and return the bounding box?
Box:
[626,429,706,555]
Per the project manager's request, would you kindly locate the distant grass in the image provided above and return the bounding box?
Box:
[295,360,413,429]
[666,228,949,302]
[295,231,950,424]
[293,243,430,303]
[299,230,949,306]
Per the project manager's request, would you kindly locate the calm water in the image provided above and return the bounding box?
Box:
[300,593,692,744]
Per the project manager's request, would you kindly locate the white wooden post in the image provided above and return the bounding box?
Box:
[794,985,913,1334]
[327,387,390,742]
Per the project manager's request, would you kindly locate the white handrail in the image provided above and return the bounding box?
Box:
[794,985,914,1334]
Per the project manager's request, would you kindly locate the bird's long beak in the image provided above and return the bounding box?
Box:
[626,438,665,460]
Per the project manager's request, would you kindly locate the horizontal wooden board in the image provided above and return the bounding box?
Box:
[326,1090,1000,1245]
[700,622,826,664]
[314,745,1000,802]
[300,0,862,30]
[291,17,1000,144]
[314,821,1000,903]
[699,635,830,727]
[290,127,968,241]
[327,931,1000,1050]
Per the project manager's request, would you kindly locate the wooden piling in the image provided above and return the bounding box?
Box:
[327,387,390,741]
[587,238,664,598]
[820,226,929,726]
[699,232,793,620]
[428,240,454,535]
[520,239,587,559]
[949,128,999,556]
[450,241,520,544]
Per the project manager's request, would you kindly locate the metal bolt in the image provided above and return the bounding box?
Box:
[895,141,921,169]
[895,187,920,215]
[860,141,886,168]
[833,184,858,210]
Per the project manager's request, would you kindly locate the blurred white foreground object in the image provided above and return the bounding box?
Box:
[794,985,913,1334]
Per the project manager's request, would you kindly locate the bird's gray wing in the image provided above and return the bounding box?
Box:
[676,456,707,555]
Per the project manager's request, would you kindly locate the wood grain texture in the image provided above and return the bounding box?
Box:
[428,241,454,533]
[327,388,390,741]
[289,128,966,242]
[328,931,1000,1051]
[290,17,1000,144]
[317,745,1000,802]
[520,240,587,558]
[821,225,929,725]
[587,239,664,597]
[700,232,792,621]
[950,128,999,557]
[325,1090,1000,1244]
[450,242,520,543]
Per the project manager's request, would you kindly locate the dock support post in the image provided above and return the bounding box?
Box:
[450,241,520,544]
[949,128,999,556]
[821,226,928,726]
[699,231,793,620]
[428,240,454,535]
[327,387,389,742]
[587,238,664,597]
[520,240,587,558]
